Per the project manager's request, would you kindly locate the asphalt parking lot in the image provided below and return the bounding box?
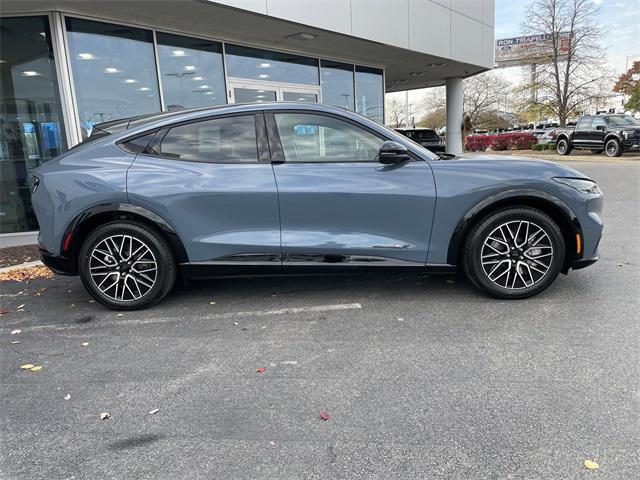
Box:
[1,160,638,479]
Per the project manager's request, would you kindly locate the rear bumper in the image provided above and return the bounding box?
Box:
[40,251,76,276]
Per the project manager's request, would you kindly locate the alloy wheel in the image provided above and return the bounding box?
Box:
[480,220,554,290]
[89,234,158,302]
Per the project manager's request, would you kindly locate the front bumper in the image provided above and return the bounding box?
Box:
[572,256,599,270]
[40,251,76,276]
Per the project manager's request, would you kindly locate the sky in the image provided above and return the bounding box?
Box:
[495,0,640,83]
[390,0,640,116]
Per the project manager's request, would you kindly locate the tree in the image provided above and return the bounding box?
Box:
[522,0,608,126]
[613,61,640,112]
[463,72,512,126]
[385,97,406,128]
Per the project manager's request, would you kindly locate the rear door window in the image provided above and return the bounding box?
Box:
[158,115,258,163]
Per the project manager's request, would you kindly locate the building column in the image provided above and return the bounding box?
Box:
[445,77,463,154]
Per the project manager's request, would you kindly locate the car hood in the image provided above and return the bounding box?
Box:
[437,153,590,179]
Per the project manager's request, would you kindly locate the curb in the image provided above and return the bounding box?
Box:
[0,260,44,274]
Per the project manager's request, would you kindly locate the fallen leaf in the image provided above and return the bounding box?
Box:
[0,309,9,316]
[16,304,25,310]
[100,412,111,420]
[116,313,123,317]
[397,318,404,322]
[64,394,71,400]
[20,364,35,369]
[269,440,276,447]
[11,341,21,344]
[11,329,21,335]
[233,322,239,326]
[0,266,53,282]
[69,304,76,308]
[319,411,331,421]
[148,408,159,415]
[30,365,43,372]
[82,342,89,346]
[617,263,623,267]
[583,459,599,470]
[209,301,216,305]
[256,367,266,373]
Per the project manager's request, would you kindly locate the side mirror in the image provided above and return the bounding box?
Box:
[379,141,410,164]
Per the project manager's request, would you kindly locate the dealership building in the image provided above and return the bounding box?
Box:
[0,0,494,246]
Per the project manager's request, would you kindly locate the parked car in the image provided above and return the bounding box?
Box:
[555,114,640,157]
[32,103,603,310]
[395,127,445,152]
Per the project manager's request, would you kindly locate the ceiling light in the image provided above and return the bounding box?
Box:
[199,85,210,89]
[104,67,120,73]
[410,71,425,77]
[124,78,137,83]
[394,79,407,84]
[22,71,42,77]
[286,32,317,41]
[0,59,6,64]
[39,32,47,37]
[172,50,186,56]
[258,74,269,78]
[193,76,204,81]
[137,87,151,91]
[184,65,196,71]
[256,95,265,99]
[78,53,94,60]
[257,90,265,93]
[427,62,445,68]
[259,62,272,68]
[203,91,213,95]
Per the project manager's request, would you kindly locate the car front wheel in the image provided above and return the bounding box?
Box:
[463,208,565,299]
[604,138,622,157]
[78,221,176,310]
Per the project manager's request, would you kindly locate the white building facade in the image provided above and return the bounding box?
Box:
[0,0,494,246]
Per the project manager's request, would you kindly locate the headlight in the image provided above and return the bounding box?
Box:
[553,177,601,194]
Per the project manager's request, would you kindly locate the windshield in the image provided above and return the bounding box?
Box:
[605,115,640,127]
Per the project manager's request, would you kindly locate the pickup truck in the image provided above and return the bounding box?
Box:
[555,114,640,157]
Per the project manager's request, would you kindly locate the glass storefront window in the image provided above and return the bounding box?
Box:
[225,44,319,85]
[320,60,354,111]
[65,17,161,139]
[156,32,226,110]
[0,16,67,233]
[355,66,384,124]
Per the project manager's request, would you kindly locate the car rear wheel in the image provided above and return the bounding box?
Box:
[79,221,176,310]
[556,138,571,155]
[462,208,565,299]
[604,138,622,157]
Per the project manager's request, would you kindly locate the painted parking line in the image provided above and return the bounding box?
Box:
[13,303,363,333]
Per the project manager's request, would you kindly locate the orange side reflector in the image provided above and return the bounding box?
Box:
[576,234,582,255]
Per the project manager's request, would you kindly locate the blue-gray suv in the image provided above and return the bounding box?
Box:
[31,103,603,310]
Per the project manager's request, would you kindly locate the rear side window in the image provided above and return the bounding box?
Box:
[121,131,157,154]
[576,117,592,129]
[158,115,258,163]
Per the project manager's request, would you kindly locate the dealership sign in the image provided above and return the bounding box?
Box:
[495,33,572,67]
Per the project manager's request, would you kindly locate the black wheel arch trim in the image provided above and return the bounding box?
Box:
[446,189,583,266]
[62,202,189,264]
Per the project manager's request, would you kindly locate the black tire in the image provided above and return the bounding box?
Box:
[590,149,603,154]
[78,221,176,310]
[604,138,622,157]
[556,138,571,155]
[462,207,565,299]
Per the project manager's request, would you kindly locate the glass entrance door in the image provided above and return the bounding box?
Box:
[228,78,320,104]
